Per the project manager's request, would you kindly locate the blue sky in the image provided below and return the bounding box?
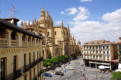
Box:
[0,0,121,45]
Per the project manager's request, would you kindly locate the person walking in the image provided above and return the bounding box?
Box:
[111,71,112,76]
[84,68,85,71]
[101,75,103,79]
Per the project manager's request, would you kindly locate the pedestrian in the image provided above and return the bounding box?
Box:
[43,78,45,80]
[94,75,97,79]
[80,70,82,73]
[111,71,112,76]
[60,73,62,77]
[84,68,85,71]
[101,76,103,79]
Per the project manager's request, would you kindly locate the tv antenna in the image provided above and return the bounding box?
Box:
[9,4,20,18]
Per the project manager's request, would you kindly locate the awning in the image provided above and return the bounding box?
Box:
[98,65,110,69]
[118,63,121,69]
[115,69,121,72]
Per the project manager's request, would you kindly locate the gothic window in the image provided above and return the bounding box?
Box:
[48,32,49,36]
[55,31,56,35]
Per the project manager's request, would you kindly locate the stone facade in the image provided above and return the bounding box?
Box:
[21,7,81,59]
[0,18,43,80]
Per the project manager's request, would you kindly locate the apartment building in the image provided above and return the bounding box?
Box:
[83,40,118,70]
[0,18,43,80]
[117,37,121,63]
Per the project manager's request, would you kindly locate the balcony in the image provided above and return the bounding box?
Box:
[0,68,22,80]
[22,41,27,46]
[33,75,37,80]
[11,40,18,46]
[0,38,8,46]
[23,58,43,73]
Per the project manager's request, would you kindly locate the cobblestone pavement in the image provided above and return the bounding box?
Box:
[43,57,112,80]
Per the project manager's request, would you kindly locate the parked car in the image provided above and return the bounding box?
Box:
[65,67,74,70]
[55,71,64,76]
[43,73,52,77]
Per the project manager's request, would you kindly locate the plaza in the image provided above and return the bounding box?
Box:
[44,57,112,80]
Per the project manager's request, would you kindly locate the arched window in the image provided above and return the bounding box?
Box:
[55,31,56,35]
[48,32,49,36]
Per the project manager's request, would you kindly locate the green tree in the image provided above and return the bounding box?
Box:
[51,57,59,65]
[111,71,121,80]
[48,53,52,59]
[43,59,52,67]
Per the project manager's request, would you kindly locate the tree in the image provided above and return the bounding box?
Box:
[75,49,79,56]
[111,71,121,80]
[51,57,59,65]
[43,59,52,67]
[48,53,52,59]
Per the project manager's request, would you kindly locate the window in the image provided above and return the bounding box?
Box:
[96,46,98,49]
[1,58,5,79]
[29,53,31,64]
[90,46,91,49]
[55,31,56,35]
[93,46,94,49]
[96,56,98,59]
[93,51,95,54]
[107,51,109,54]
[103,46,105,49]
[24,54,26,66]
[48,32,49,36]
[48,25,49,27]
[119,51,121,55]
[87,46,88,49]
[103,51,105,54]
[13,56,16,74]
[96,51,98,54]
[107,46,108,49]
[93,56,95,59]
[99,46,101,49]
[67,32,68,35]
[107,56,109,60]
[120,57,121,60]
[119,45,121,49]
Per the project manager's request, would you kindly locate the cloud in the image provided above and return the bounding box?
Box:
[55,20,62,24]
[69,8,121,45]
[73,6,90,21]
[60,11,65,14]
[102,8,121,23]
[81,0,92,2]
[66,7,78,15]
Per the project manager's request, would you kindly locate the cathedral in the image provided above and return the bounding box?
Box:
[21,7,81,59]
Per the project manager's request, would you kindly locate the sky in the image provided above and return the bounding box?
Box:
[0,0,121,45]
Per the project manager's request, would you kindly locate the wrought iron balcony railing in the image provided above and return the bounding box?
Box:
[0,67,22,80]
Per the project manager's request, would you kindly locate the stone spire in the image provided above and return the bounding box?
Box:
[32,21,34,27]
[34,17,36,23]
[67,23,69,30]
[46,10,49,16]
[61,20,63,29]
[41,6,45,17]
[24,20,26,28]
[21,21,23,28]
[73,35,74,39]
[28,20,30,27]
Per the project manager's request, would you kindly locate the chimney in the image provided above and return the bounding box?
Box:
[119,37,121,42]
[3,18,19,26]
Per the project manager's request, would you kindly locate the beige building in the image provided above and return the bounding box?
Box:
[83,39,118,70]
[0,18,43,80]
[70,36,82,56]
[117,37,121,63]
[21,7,81,59]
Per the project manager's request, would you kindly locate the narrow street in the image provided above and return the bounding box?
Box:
[44,57,112,80]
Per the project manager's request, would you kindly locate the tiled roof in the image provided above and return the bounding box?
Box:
[83,39,116,46]
[117,42,121,44]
